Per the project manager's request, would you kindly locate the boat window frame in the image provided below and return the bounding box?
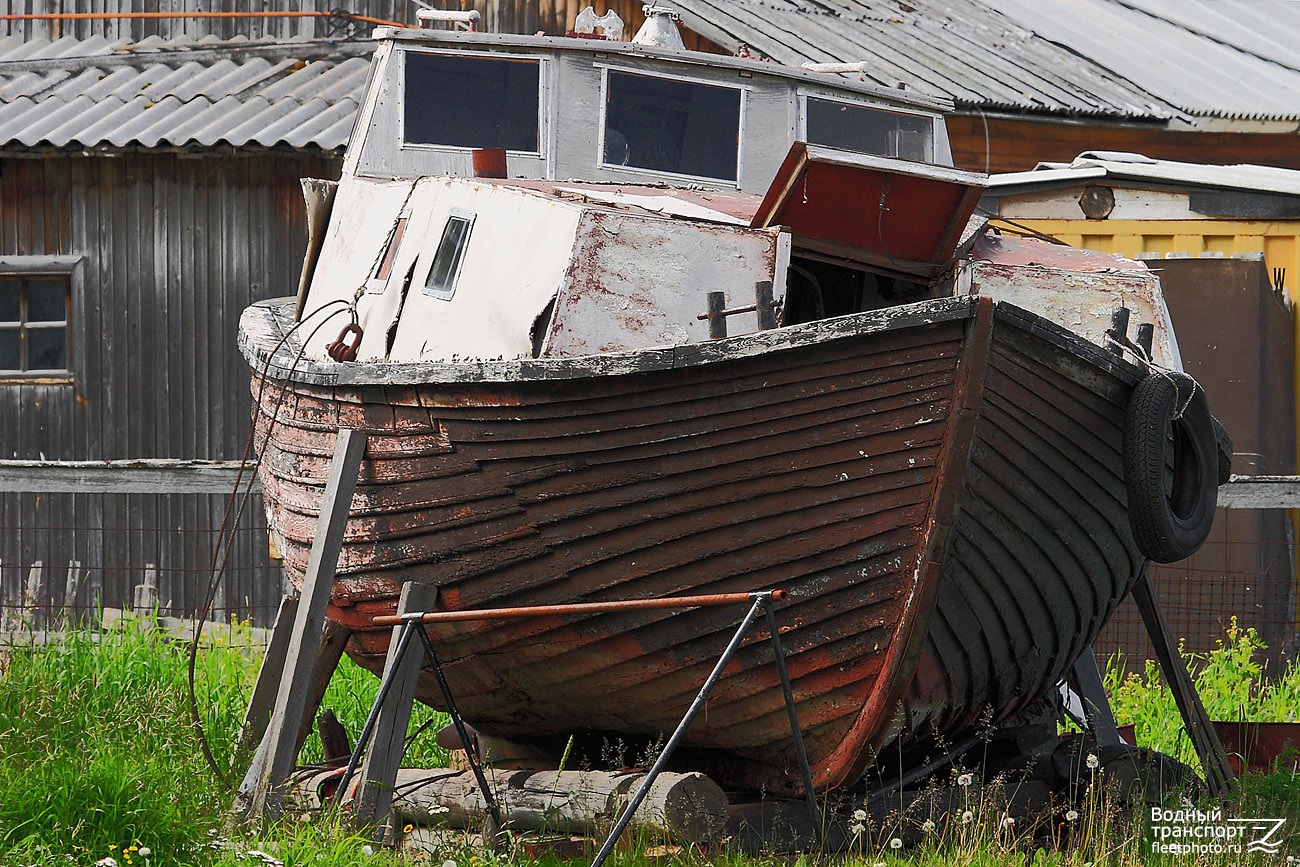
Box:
[398,47,549,159]
[595,63,747,188]
[797,91,937,164]
[419,208,476,301]
[366,212,410,294]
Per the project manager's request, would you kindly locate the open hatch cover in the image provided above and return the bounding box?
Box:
[752,143,986,280]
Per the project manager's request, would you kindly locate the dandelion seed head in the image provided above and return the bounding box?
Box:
[1086,753,1099,770]
[889,837,903,849]
[957,772,973,787]
[442,861,458,867]
[1065,809,1079,822]
[853,808,867,821]
[850,822,865,836]
[360,845,374,856]
[1000,814,1015,829]
[95,859,117,867]
[961,810,974,824]
[921,819,936,833]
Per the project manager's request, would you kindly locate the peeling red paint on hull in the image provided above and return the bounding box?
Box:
[241,295,1145,796]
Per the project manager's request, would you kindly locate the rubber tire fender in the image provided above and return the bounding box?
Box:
[1122,372,1218,563]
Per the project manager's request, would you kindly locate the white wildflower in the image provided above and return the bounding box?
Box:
[137,849,151,859]
[360,845,374,856]
[1085,753,1099,770]
[1000,813,1015,829]
[1065,809,1079,822]
[889,837,903,850]
[853,808,867,821]
[95,859,117,867]
[850,821,865,837]
[961,810,974,824]
[921,819,936,834]
[442,861,458,867]
[956,772,973,787]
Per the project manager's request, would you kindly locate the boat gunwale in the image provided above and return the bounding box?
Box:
[239,294,1147,390]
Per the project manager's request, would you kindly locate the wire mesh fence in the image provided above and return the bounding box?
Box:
[0,483,288,639]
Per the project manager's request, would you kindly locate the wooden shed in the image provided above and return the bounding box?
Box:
[0,1,417,625]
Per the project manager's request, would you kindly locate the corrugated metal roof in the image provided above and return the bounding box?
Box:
[670,0,1182,119]
[671,0,1300,123]
[987,0,1300,122]
[0,34,373,149]
[988,152,1300,197]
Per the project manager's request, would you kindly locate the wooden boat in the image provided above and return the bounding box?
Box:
[238,17,1214,797]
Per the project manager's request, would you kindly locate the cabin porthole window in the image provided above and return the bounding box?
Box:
[802,95,935,163]
[422,210,475,300]
[0,257,79,382]
[600,69,743,184]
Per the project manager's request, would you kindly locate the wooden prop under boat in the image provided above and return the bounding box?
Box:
[240,290,1149,797]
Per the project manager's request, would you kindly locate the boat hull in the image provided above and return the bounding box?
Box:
[241,294,1145,795]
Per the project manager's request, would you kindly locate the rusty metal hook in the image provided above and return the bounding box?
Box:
[326,322,363,362]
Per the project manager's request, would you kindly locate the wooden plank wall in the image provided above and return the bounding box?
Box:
[0,0,417,40]
[0,151,341,625]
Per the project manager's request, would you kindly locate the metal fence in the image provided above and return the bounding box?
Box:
[0,461,287,632]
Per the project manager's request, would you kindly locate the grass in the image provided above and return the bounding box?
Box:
[0,614,1296,866]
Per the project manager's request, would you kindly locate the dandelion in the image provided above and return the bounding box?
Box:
[961,810,974,824]
[921,819,936,834]
[1000,814,1015,830]
[853,808,867,821]
[442,861,458,867]
[95,859,117,867]
[889,837,903,850]
[1085,753,1099,770]
[956,772,973,787]
[850,821,865,837]
[361,845,374,856]
[138,849,151,859]
[1065,809,1079,822]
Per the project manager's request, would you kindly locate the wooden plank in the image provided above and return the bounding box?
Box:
[1216,475,1300,509]
[236,594,299,760]
[1067,646,1120,747]
[244,428,366,822]
[293,618,355,756]
[0,459,260,493]
[353,580,440,838]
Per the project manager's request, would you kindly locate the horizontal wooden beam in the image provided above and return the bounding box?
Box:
[1217,476,1300,510]
[0,459,259,494]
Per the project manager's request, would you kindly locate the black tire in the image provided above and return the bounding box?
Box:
[1123,372,1218,563]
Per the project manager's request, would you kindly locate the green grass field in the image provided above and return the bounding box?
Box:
[0,614,1295,866]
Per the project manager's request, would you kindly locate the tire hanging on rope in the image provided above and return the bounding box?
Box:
[1122,371,1219,563]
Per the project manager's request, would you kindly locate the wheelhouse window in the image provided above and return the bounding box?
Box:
[602,70,742,182]
[0,273,70,375]
[805,97,934,162]
[403,51,541,153]
[422,210,475,300]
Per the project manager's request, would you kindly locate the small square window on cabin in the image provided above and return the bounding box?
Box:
[0,273,71,375]
[805,97,934,163]
[422,211,475,300]
[403,52,541,153]
[602,70,742,182]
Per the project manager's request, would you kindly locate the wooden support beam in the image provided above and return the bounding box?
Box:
[1131,570,1237,799]
[236,595,299,760]
[0,459,259,494]
[294,619,354,757]
[353,581,440,840]
[1216,475,1300,509]
[240,428,366,823]
[1068,645,1120,747]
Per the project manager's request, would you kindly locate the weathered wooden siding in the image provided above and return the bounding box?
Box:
[0,151,341,623]
[0,0,416,40]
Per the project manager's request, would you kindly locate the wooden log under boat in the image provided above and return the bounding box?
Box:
[240,293,1146,797]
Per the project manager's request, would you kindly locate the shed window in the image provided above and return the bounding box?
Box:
[0,274,70,374]
[403,52,541,153]
[805,97,933,162]
[422,211,475,300]
[602,70,741,182]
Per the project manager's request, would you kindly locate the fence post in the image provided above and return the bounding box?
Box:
[23,561,43,627]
